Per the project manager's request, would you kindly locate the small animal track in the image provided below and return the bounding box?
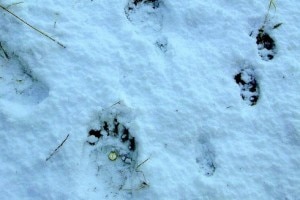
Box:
[234,68,259,106]
[0,48,49,105]
[196,139,216,177]
[86,105,139,193]
[125,0,163,31]
[256,29,276,61]
[155,37,168,52]
[251,27,276,61]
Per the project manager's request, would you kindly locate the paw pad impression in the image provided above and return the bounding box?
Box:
[125,0,163,31]
[87,117,136,165]
[196,142,216,177]
[255,29,276,61]
[0,50,49,105]
[234,68,259,106]
[86,105,138,191]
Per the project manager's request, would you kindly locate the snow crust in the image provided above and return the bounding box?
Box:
[1,0,300,199]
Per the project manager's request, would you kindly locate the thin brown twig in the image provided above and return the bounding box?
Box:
[262,0,277,30]
[0,42,10,59]
[0,4,66,48]
[136,156,150,170]
[46,134,70,161]
[110,101,121,108]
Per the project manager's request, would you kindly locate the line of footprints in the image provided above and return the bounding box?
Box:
[235,24,277,106]
[84,3,279,190]
[125,0,278,106]
[83,1,280,195]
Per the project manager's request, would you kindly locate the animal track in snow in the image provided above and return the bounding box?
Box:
[155,36,168,53]
[125,1,170,52]
[0,49,49,105]
[86,104,141,196]
[196,138,216,177]
[125,0,163,32]
[256,29,276,61]
[250,27,277,61]
[87,118,136,165]
[234,67,259,106]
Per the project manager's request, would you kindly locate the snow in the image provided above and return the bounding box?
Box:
[1,0,300,199]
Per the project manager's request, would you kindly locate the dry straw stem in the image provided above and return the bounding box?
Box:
[0,4,66,48]
[121,156,151,191]
[268,0,277,12]
[263,0,277,28]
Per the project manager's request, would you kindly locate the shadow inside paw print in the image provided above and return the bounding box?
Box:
[131,0,160,9]
[155,37,168,52]
[0,46,49,105]
[250,27,276,61]
[196,139,216,177]
[125,0,163,31]
[234,68,259,106]
[256,29,276,60]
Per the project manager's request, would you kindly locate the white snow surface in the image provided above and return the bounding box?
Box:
[0,0,300,199]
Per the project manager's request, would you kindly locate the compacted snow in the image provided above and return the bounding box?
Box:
[0,0,300,199]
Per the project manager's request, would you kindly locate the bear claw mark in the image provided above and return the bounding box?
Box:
[121,128,130,142]
[87,117,136,164]
[129,137,136,151]
[112,118,119,136]
[87,130,102,145]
